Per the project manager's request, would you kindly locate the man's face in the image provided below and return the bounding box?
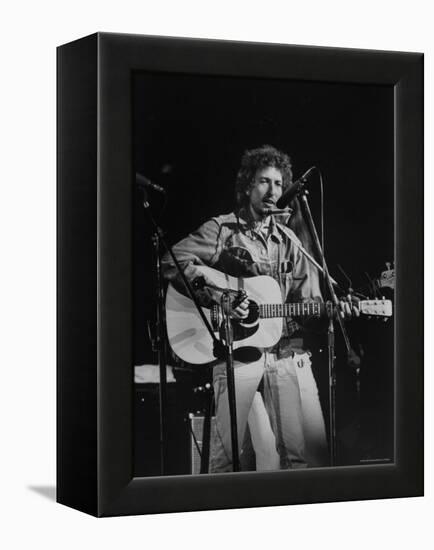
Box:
[246,166,283,219]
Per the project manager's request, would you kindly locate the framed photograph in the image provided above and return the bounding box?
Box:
[57,32,423,516]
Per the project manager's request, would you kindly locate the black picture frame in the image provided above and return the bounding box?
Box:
[57,32,423,517]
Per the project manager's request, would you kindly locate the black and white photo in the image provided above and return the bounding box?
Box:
[133,71,395,477]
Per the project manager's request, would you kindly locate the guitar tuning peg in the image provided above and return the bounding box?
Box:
[385,262,391,270]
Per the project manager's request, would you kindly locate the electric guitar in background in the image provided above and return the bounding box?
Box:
[165,266,393,365]
[377,262,395,292]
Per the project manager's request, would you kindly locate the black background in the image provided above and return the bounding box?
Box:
[133,71,394,475]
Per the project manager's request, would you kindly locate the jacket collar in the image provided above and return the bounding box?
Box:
[237,208,283,243]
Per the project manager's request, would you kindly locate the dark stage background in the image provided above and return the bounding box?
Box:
[133,71,394,476]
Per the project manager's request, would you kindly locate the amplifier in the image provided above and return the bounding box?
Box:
[188,413,218,474]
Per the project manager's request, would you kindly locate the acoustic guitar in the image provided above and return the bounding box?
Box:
[166,266,392,365]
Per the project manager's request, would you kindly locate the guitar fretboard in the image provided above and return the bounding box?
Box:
[259,302,322,319]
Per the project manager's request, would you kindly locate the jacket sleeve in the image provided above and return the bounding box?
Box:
[161,218,223,303]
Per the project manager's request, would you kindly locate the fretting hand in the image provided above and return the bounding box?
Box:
[338,294,360,319]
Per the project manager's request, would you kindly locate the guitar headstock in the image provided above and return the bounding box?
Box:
[359,299,393,317]
[378,261,395,291]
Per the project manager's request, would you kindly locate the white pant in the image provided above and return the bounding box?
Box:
[210,352,328,472]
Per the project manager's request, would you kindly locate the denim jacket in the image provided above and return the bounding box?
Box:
[162,210,323,350]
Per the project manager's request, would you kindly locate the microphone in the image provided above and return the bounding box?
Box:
[135,172,166,194]
[276,166,316,209]
[262,208,293,216]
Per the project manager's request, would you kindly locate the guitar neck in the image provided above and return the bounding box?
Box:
[259,302,323,319]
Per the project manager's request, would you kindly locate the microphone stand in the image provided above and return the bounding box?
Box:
[139,189,240,473]
[193,278,244,471]
[298,189,352,467]
[139,187,169,475]
[152,229,169,475]
[221,292,240,472]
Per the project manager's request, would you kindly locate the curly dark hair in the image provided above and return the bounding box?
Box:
[235,144,293,206]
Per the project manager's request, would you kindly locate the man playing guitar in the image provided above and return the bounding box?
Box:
[162,144,357,472]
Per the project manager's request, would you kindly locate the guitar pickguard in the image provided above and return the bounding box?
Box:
[220,317,260,344]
